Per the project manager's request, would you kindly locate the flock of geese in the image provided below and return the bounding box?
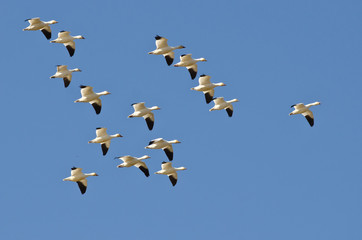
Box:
[24,17,321,194]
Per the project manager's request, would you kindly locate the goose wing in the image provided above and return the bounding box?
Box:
[161,161,173,170]
[58,31,70,38]
[56,65,67,72]
[41,25,52,40]
[90,98,102,114]
[96,127,107,137]
[291,103,305,110]
[199,75,211,85]
[134,162,149,177]
[163,51,174,66]
[302,110,314,127]
[180,54,192,62]
[203,89,214,104]
[71,167,83,176]
[63,74,72,88]
[213,97,226,105]
[144,113,154,130]
[101,140,111,156]
[80,86,94,97]
[168,172,178,186]
[156,36,168,49]
[187,64,197,80]
[64,41,75,57]
[27,17,41,24]
[225,104,234,117]
[132,102,146,111]
[163,145,174,161]
[148,138,163,146]
[77,179,87,194]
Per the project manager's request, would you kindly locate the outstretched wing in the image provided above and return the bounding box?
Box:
[225,105,234,117]
[77,179,87,194]
[186,64,197,80]
[143,113,154,130]
[168,172,178,186]
[134,162,149,177]
[90,98,102,114]
[101,140,111,156]
[41,25,51,40]
[64,41,75,57]
[132,102,146,111]
[163,145,174,161]
[156,36,168,49]
[203,89,214,104]
[163,51,174,66]
[80,85,94,97]
[302,110,314,127]
[199,75,211,85]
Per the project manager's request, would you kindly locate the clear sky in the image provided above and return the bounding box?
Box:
[1,0,362,239]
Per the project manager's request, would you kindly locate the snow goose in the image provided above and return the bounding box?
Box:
[63,167,98,194]
[23,17,58,40]
[155,161,186,186]
[209,97,239,117]
[145,138,180,161]
[289,102,321,127]
[191,74,226,103]
[50,31,85,57]
[74,85,110,114]
[128,102,160,130]
[148,35,185,66]
[50,65,81,88]
[88,127,122,156]
[115,155,151,177]
[174,54,207,79]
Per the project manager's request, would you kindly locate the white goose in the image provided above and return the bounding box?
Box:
[145,138,181,161]
[191,74,226,103]
[50,65,81,88]
[174,54,207,79]
[128,102,160,130]
[209,97,239,117]
[289,102,321,127]
[115,155,151,177]
[63,167,98,194]
[50,31,85,57]
[23,17,58,40]
[74,85,110,114]
[148,35,185,66]
[88,127,123,156]
[155,161,186,186]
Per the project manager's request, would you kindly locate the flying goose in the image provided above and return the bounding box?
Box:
[191,74,226,103]
[209,97,239,117]
[115,155,151,177]
[145,138,181,161]
[155,161,186,186]
[88,127,122,156]
[23,17,58,40]
[174,54,207,79]
[128,102,160,130]
[50,31,85,57]
[63,167,98,194]
[50,65,81,88]
[74,85,110,114]
[289,102,321,127]
[148,35,185,65]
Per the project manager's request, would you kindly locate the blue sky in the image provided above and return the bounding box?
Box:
[1,0,362,239]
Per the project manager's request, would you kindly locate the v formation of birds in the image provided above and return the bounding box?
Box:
[24,17,321,194]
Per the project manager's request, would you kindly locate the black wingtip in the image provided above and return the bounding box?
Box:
[66,45,75,57]
[71,167,77,170]
[92,103,101,115]
[200,74,206,77]
[226,108,233,117]
[181,54,186,57]
[155,35,162,40]
[169,175,177,186]
[63,78,70,88]
[60,30,66,32]
[96,127,102,129]
[77,182,87,194]
[165,55,173,66]
[80,85,87,88]
[145,117,154,130]
[305,115,314,127]
[139,166,150,177]
[101,143,109,156]
[291,104,296,108]
[205,92,213,104]
[188,68,197,79]
[163,148,173,161]
[41,29,51,40]
[162,161,167,164]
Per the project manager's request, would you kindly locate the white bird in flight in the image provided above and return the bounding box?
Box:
[115,155,151,177]
[174,54,207,80]
[128,102,160,130]
[191,74,226,103]
[74,85,110,115]
[50,65,81,88]
[23,17,58,40]
[289,102,321,127]
[148,35,185,66]
[209,97,239,117]
[155,161,187,186]
[63,167,98,194]
[88,127,123,156]
[145,138,181,161]
[50,30,85,57]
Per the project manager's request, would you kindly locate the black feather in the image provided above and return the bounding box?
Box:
[145,117,154,130]
[169,175,177,186]
[101,143,109,156]
[77,181,87,194]
[92,103,101,115]
[139,166,150,177]
[204,92,213,104]
[188,68,197,79]
[226,108,233,117]
[305,115,314,127]
[63,77,71,88]
[163,148,173,161]
[41,29,51,40]
[66,45,75,57]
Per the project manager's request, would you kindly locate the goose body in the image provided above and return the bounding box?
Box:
[289,102,321,127]
[128,102,160,130]
[145,138,181,161]
[23,17,58,40]
[174,54,207,79]
[50,65,81,88]
[88,127,122,156]
[115,155,151,177]
[209,97,239,117]
[74,85,110,114]
[148,35,185,65]
[50,31,85,56]
[63,167,98,194]
[155,161,186,186]
[191,74,226,103]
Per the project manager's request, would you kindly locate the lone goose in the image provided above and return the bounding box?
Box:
[289,102,321,127]
[191,74,226,103]
[88,127,122,156]
[209,97,239,117]
[50,65,81,88]
[74,85,110,114]
[50,31,85,57]
[155,161,186,186]
[174,54,207,79]
[128,102,160,130]
[23,17,58,40]
[145,138,181,161]
[115,155,151,177]
[148,35,185,66]
[63,167,98,194]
